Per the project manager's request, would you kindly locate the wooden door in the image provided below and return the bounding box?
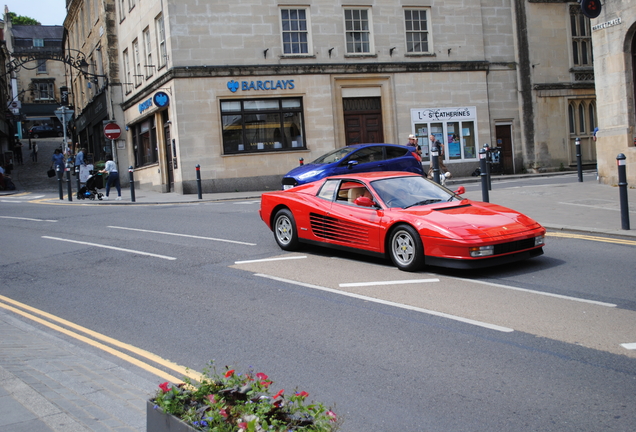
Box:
[343,98,384,145]
[495,125,514,174]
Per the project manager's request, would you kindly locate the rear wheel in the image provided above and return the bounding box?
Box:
[32,134,40,139]
[388,224,424,271]
[273,208,299,251]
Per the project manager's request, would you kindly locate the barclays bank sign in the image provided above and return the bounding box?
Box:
[227,79,295,93]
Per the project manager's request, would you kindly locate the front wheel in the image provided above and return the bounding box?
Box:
[388,224,424,272]
[273,208,299,251]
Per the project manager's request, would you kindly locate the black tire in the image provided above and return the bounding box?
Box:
[388,224,425,272]
[273,208,299,251]
[32,134,40,139]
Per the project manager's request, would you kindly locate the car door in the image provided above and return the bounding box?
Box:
[330,146,387,176]
[318,180,384,252]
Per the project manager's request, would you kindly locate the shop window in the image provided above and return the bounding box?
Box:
[131,117,158,167]
[412,107,479,162]
[220,98,305,154]
[281,8,311,55]
[344,8,373,54]
[404,9,430,54]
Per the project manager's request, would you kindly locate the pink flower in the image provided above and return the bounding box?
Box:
[326,410,337,422]
[238,422,248,429]
[296,391,309,398]
[224,369,235,378]
[158,382,170,393]
[219,408,228,418]
[256,372,268,381]
[207,394,216,404]
[273,389,284,399]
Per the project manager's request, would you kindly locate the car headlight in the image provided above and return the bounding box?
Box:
[282,184,294,190]
[469,245,494,257]
[298,170,321,180]
[534,235,545,246]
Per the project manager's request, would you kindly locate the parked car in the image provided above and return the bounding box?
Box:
[28,125,63,138]
[260,172,545,272]
[281,143,423,189]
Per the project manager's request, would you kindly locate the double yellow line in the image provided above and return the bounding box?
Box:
[0,294,201,383]
[546,231,636,246]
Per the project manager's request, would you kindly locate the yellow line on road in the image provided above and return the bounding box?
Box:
[0,294,201,383]
[546,231,636,246]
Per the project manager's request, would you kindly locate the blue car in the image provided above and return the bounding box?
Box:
[281,143,423,189]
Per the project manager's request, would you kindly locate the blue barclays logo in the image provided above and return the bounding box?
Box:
[227,79,295,93]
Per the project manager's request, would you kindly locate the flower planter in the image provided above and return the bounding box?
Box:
[147,400,196,432]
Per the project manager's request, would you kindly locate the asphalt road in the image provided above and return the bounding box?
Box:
[1,192,635,431]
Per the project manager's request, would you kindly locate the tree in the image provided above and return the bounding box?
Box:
[7,12,41,25]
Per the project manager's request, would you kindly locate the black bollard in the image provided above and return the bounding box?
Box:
[431,144,440,184]
[66,167,72,201]
[75,165,81,197]
[196,164,202,199]
[483,144,492,191]
[479,148,490,203]
[57,166,63,200]
[617,154,630,230]
[129,166,136,202]
[575,137,583,182]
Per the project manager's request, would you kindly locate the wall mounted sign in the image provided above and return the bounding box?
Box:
[139,98,153,113]
[592,17,621,32]
[227,79,295,93]
[411,107,477,122]
[153,91,170,107]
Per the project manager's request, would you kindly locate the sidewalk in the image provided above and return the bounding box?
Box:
[1,142,635,431]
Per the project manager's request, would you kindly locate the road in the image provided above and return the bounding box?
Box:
[1,183,635,431]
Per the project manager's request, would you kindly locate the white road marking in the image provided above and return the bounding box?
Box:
[451,277,617,307]
[340,278,439,287]
[0,216,57,222]
[42,236,177,260]
[234,201,261,205]
[255,273,513,333]
[235,256,307,264]
[621,343,636,350]
[1,200,23,203]
[108,225,256,246]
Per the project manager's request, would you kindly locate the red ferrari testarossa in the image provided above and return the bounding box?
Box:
[259,172,545,271]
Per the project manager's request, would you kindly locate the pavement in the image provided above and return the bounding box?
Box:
[1,138,635,431]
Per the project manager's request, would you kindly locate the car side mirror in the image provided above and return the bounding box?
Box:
[454,186,465,195]
[354,196,375,207]
[347,160,358,169]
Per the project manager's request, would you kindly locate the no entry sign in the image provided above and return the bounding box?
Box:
[104,122,122,140]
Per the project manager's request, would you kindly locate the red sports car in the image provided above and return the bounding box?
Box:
[259,172,545,271]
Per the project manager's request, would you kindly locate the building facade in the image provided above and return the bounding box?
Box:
[68,0,598,194]
[64,0,125,167]
[589,0,636,185]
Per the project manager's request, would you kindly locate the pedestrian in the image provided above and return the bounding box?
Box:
[406,134,421,162]
[427,134,450,181]
[51,148,65,175]
[99,153,121,200]
[31,141,38,162]
[14,140,23,165]
[74,147,85,176]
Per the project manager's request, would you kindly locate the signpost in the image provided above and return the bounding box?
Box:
[104,122,122,164]
[55,106,74,154]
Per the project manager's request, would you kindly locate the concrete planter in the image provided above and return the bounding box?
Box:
[147,400,196,432]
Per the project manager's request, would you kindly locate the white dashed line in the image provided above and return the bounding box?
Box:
[621,343,636,350]
[235,256,307,264]
[340,278,439,287]
[42,236,177,260]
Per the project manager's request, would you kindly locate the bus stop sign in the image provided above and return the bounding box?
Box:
[104,123,122,140]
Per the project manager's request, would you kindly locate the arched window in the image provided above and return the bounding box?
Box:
[568,103,575,134]
[588,102,596,132]
[578,103,586,134]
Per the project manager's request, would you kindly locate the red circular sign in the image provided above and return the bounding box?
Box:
[104,123,122,140]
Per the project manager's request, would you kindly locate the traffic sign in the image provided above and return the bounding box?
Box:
[104,122,122,140]
[54,106,74,124]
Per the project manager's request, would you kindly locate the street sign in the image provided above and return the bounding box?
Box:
[54,106,74,124]
[104,122,122,140]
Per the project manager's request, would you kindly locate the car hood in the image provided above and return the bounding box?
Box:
[283,163,327,181]
[402,200,542,240]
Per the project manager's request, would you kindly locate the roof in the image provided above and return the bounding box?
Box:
[12,25,63,40]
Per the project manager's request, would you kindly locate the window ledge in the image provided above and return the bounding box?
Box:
[343,54,377,59]
[404,52,436,57]
[279,55,316,59]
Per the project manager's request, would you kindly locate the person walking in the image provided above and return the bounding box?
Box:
[51,148,65,175]
[74,147,85,176]
[100,153,121,200]
[14,140,23,165]
[427,134,450,181]
[31,141,38,162]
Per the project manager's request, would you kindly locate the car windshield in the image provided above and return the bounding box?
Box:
[371,176,459,208]
[311,147,357,164]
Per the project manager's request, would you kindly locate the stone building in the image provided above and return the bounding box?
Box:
[66,0,598,194]
[4,19,66,140]
[64,0,126,166]
[589,0,636,185]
